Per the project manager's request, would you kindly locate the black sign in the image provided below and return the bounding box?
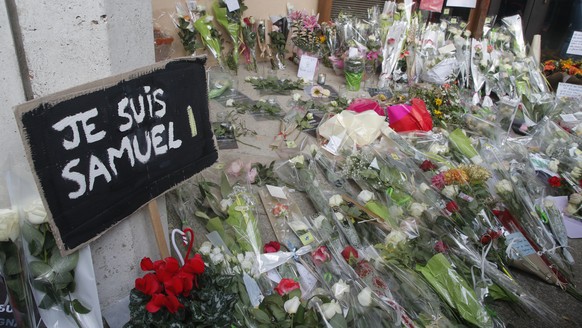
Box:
[15,58,217,253]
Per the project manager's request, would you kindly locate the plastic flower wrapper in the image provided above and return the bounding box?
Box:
[193,14,223,68]
[289,9,324,55]
[173,1,206,55]
[538,197,575,265]
[212,0,247,72]
[416,252,493,327]
[470,38,488,106]
[501,15,527,59]
[448,128,484,165]
[344,53,365,91]
[241,16,258,72]
[269,18,289,70]
[378,20,408,87]
[463,107,503,141]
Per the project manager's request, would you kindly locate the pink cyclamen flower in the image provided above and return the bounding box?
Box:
[367,51,379,61]
[303,14,320,31]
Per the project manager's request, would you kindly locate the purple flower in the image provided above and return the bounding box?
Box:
[431,173,446,190]
[366,51,379,61]
[303,14,320,31]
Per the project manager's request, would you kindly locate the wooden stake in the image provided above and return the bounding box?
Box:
[148,199,170,258]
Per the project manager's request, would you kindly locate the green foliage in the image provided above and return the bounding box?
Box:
[247,76,305,94]
[251,161,280,186]
[233,100,282,117]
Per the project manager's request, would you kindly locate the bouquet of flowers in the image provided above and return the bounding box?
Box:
[212,0,247,72]
[240,16,257,72]
[193,14,223,68]
[269,17,289,70]
[289,9,325,57]
[173,1,207,55]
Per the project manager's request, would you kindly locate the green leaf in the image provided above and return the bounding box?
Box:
[268,303,286,322]
[21,221,44,255]
[54,271,74,289]
[288,289,301,300]
[328,313,348,328]
[72,299,91,314]
[49,249,79,274]
[5,255,22,276]
[29,261,52,278]
[195,211,211,220]
[251,308,272,324]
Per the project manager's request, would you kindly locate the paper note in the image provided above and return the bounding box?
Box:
[446,0,476,8]
[438,43,456,55]
[369,157,380,170]
[266,184,287,199]
[506,232,536,259]
[567,31,582,56]
[560,113,578,123]
[224,0,240,12]
[297,55,318,81]
[322,135,342,155]
[556,82,582,98]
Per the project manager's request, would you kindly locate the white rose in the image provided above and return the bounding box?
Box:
[357,287,373,307]
[258,98,267,103]
[572,167,582,179]
[368,35,377,42]
[197,5,206,12]
[284,296,301,314]
[205,15,213,23]
[292,93,301,101]
[290,155,305,166]
[357,190,375,204]
[199,241,213,255]
[24,200,48,225]
[441,185,459,199]
[388,205,403,219]
[331,279,350,300]
[225,99,235,107]
[397,3,405,10]
[220,198,233,212]
[547,160,559,173]
[288,220,309,232]
[334,212,345,221]
[409,203,427,218]
[306,113,314,120]
[313,215,326,229]
[321,300,342,319]
[0,209,20,242]
[245,76,252,82]
[570,193,582,205]
[385,230,407,247]
[329,194,344,207]
[495,179,513,194]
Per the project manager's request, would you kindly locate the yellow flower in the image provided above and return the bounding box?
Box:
[319,35,326,43]
[444,169,469,185]
[435,98,443,106]
[433,109,443,118]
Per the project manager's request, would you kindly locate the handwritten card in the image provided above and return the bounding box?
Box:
[556,82,582,98]
[567,31,582,56]
[297,55,318,81]
[266,184,287,199]
[224,0,240,12]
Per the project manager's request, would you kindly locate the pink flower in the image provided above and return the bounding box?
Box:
[434,241,448,253]
[289,10,306,22]
[263,241,281,253]
[366,51,379,61]
[431,173,446,190]
[227,159,244,177]
[303,14,320,31]
[247,167,258,183]
[387,38,396,46]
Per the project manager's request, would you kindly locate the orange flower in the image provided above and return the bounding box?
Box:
[444,169,469,185]
[544,62,556,72]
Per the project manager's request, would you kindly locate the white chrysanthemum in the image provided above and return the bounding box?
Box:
[385,230,407,246]
[548,159,560,173]
[495,179,513,194]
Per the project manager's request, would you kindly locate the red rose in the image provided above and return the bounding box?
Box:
[145,293,167,313]
[274,278,300,296]
[420,160,437,172]
[164,294,184,314]
[341,246,359,262]
[480,234,492,245]
[140,257,155,271]
[312,246,331,265]
[548,176,562,188]
[135,273,161,295]
[579,179,582,188]
[445,201,459,214]
[434,241,448,253]
[183,254,205,275]
[480,229,502,245]
[263,241,281,253]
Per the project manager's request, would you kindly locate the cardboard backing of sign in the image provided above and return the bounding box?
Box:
[14,57,218,255]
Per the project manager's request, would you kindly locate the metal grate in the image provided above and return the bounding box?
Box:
[331,0,388,20]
